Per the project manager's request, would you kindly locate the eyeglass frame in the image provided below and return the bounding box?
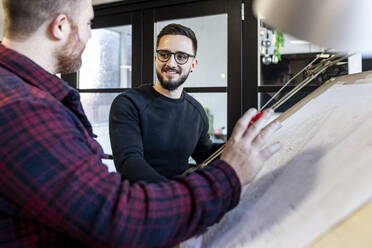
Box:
[156,49,196,65]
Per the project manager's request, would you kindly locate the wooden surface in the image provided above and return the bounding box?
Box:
[200,71,372,248]
[309,202,372,248]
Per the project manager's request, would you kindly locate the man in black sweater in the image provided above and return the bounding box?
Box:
[109,24,222,183]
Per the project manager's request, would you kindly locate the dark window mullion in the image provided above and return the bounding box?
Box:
[184,87,227,93]
[132,11,143,87]
[76,87,227,94]
[258,85,320,93]
[227,0,243,137]
[154,0,226,22]
[242,0,258,112]
[77,89,129,93]
[142,9,155,84]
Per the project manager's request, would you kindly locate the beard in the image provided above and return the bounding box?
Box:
[55,22,86,74]
[156,66,190,91]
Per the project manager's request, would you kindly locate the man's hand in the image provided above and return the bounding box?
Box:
[221,108,282,186]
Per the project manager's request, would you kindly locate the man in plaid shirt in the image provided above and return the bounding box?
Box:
[0,0,282,247]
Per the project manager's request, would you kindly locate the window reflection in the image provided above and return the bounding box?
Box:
[258,20,349,111]
[79,25,132,89]
[80,93,119,125]
[188,92,227,143]
[80,93,120,172]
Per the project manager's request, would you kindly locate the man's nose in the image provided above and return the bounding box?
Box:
[166,54,178,67]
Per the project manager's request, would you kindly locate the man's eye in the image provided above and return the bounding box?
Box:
[160,52,170,58]
[176,53,187,59]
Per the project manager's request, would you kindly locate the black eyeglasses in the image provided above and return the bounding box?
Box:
[156,50,195,65]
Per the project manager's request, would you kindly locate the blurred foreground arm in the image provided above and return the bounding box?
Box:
[0,97,241,247]
[0,94,280,247]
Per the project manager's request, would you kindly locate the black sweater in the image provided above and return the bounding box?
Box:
[109,84,220,183]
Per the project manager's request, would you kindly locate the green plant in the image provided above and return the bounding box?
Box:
[274,31,285,62]
[204,107,214,137]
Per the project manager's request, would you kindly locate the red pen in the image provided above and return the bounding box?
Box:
[193,110,266,171]
[248,111,264,127]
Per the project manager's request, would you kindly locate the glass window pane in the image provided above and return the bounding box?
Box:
[188,92,227,143]
[259,91,315,113]
[79,25,132,89]
[155,14,228,87]
[258,21,348,111]
[80,93,120,172]
[259,24,325,87]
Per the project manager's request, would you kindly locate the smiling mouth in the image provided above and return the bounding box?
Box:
[162,67,180,74]
[165,71,178,74]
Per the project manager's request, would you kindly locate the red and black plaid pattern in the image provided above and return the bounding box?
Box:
[0,44,241,248]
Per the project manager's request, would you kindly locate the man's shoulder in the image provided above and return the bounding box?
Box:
[183,92,209,128]
[0,79,66,122]
[0,66,57,106]
[0,66,23,84]
[113,84,154,110]
[0,66,14,77]
[183,92,205,113]
[122,84,154,98]
[0,67,33,98]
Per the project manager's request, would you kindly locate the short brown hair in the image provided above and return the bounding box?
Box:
[156,23,198,55]
[2,0,80,40]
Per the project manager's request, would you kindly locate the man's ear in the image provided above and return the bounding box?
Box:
[49,14,70,41]
[191,58,199,72]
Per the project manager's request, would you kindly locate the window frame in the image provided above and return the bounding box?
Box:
[62,0,258,137]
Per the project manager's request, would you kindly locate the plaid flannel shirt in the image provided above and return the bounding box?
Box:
[0,44,241,248]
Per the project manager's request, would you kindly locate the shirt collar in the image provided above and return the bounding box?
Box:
[0,43,76,101]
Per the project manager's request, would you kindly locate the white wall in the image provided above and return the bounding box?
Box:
[0,1,3,39]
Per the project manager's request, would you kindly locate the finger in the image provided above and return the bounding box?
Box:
[252,120,282,148]
[259,141,282,161]
[230,108,257,141]
[243,109,274,141]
